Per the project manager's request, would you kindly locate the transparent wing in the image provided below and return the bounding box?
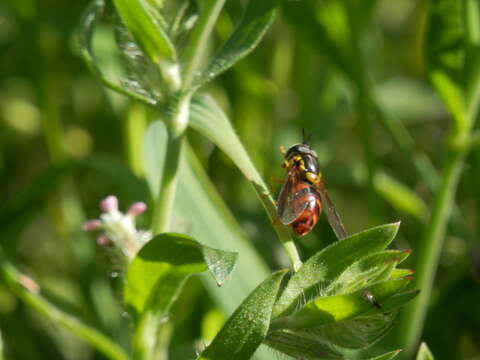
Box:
[318,183,348,239]
[277,170,309,225]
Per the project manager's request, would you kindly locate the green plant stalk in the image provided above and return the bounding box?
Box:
[151,95,190,234]
[153,323,173,360]
[132,268,192,360]
[151,0,226,233]
[398,146,468,356]
[132,297,176,360]
[399,0,480,353]
[181,0,226,90]
[125,102,147,177]
[0,261,128,360]
[133,309,164,360]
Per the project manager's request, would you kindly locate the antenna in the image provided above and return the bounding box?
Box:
[302,128,313,145]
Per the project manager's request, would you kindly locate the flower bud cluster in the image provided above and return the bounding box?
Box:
[83,195,151,261]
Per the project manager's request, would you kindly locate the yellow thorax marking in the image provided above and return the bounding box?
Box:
[306,172,321,185]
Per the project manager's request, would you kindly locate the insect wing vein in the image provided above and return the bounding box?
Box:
[319,184,348,239]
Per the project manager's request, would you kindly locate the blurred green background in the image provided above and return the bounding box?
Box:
[1,0,479,359]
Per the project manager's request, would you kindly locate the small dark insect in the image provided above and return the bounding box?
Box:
[276,134,347,238]
[362,290,382,309]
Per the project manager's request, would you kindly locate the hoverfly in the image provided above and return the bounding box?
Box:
[276,134,347,238]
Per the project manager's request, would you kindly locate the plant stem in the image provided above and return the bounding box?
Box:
[132,272,188,360]
[181,0,226,90]
[151,0,226,233]
[125,102,147,177]
[151,95,191,235]
[397,146,467,356]
[0,260,128,360]
[398,1,480,352]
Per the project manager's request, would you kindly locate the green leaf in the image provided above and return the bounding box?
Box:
[112,0,176,64]
[189,95,267,191]
[77,0,156,105]
[124,233,237,317]
[265,330,343,360]
[273,223,400,317]
[416,342,435,360]
[273,278,411,331]
[129,233,237,360]
[296,311,398,350]
[193,0,278,90]
[325,250,411,296]
[143,120,271,317]
[168,0,199,40]
[189,95,297,269]
[200,270,287,360]
[373,172,428,221]
[266,327,403,360]
[364,290,419,315]
[176,148,272,312]
[390,268,415,279]
[269,312,398,355]
[114,23,166,102]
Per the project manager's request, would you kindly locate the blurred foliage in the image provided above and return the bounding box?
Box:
[0,0,479,359]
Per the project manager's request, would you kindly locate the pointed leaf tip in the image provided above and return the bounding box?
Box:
[124,233,237,316]
[202,246,238,287]
[417,342,435,360]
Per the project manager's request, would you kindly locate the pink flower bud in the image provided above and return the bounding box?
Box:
[100,195,118,213]
[127,202,147,217]
[96,234,111,246]
[82,220,102,231]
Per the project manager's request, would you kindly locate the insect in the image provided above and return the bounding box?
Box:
[276,134,347,238]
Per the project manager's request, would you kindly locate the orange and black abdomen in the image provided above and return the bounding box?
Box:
[290,182,322,236]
